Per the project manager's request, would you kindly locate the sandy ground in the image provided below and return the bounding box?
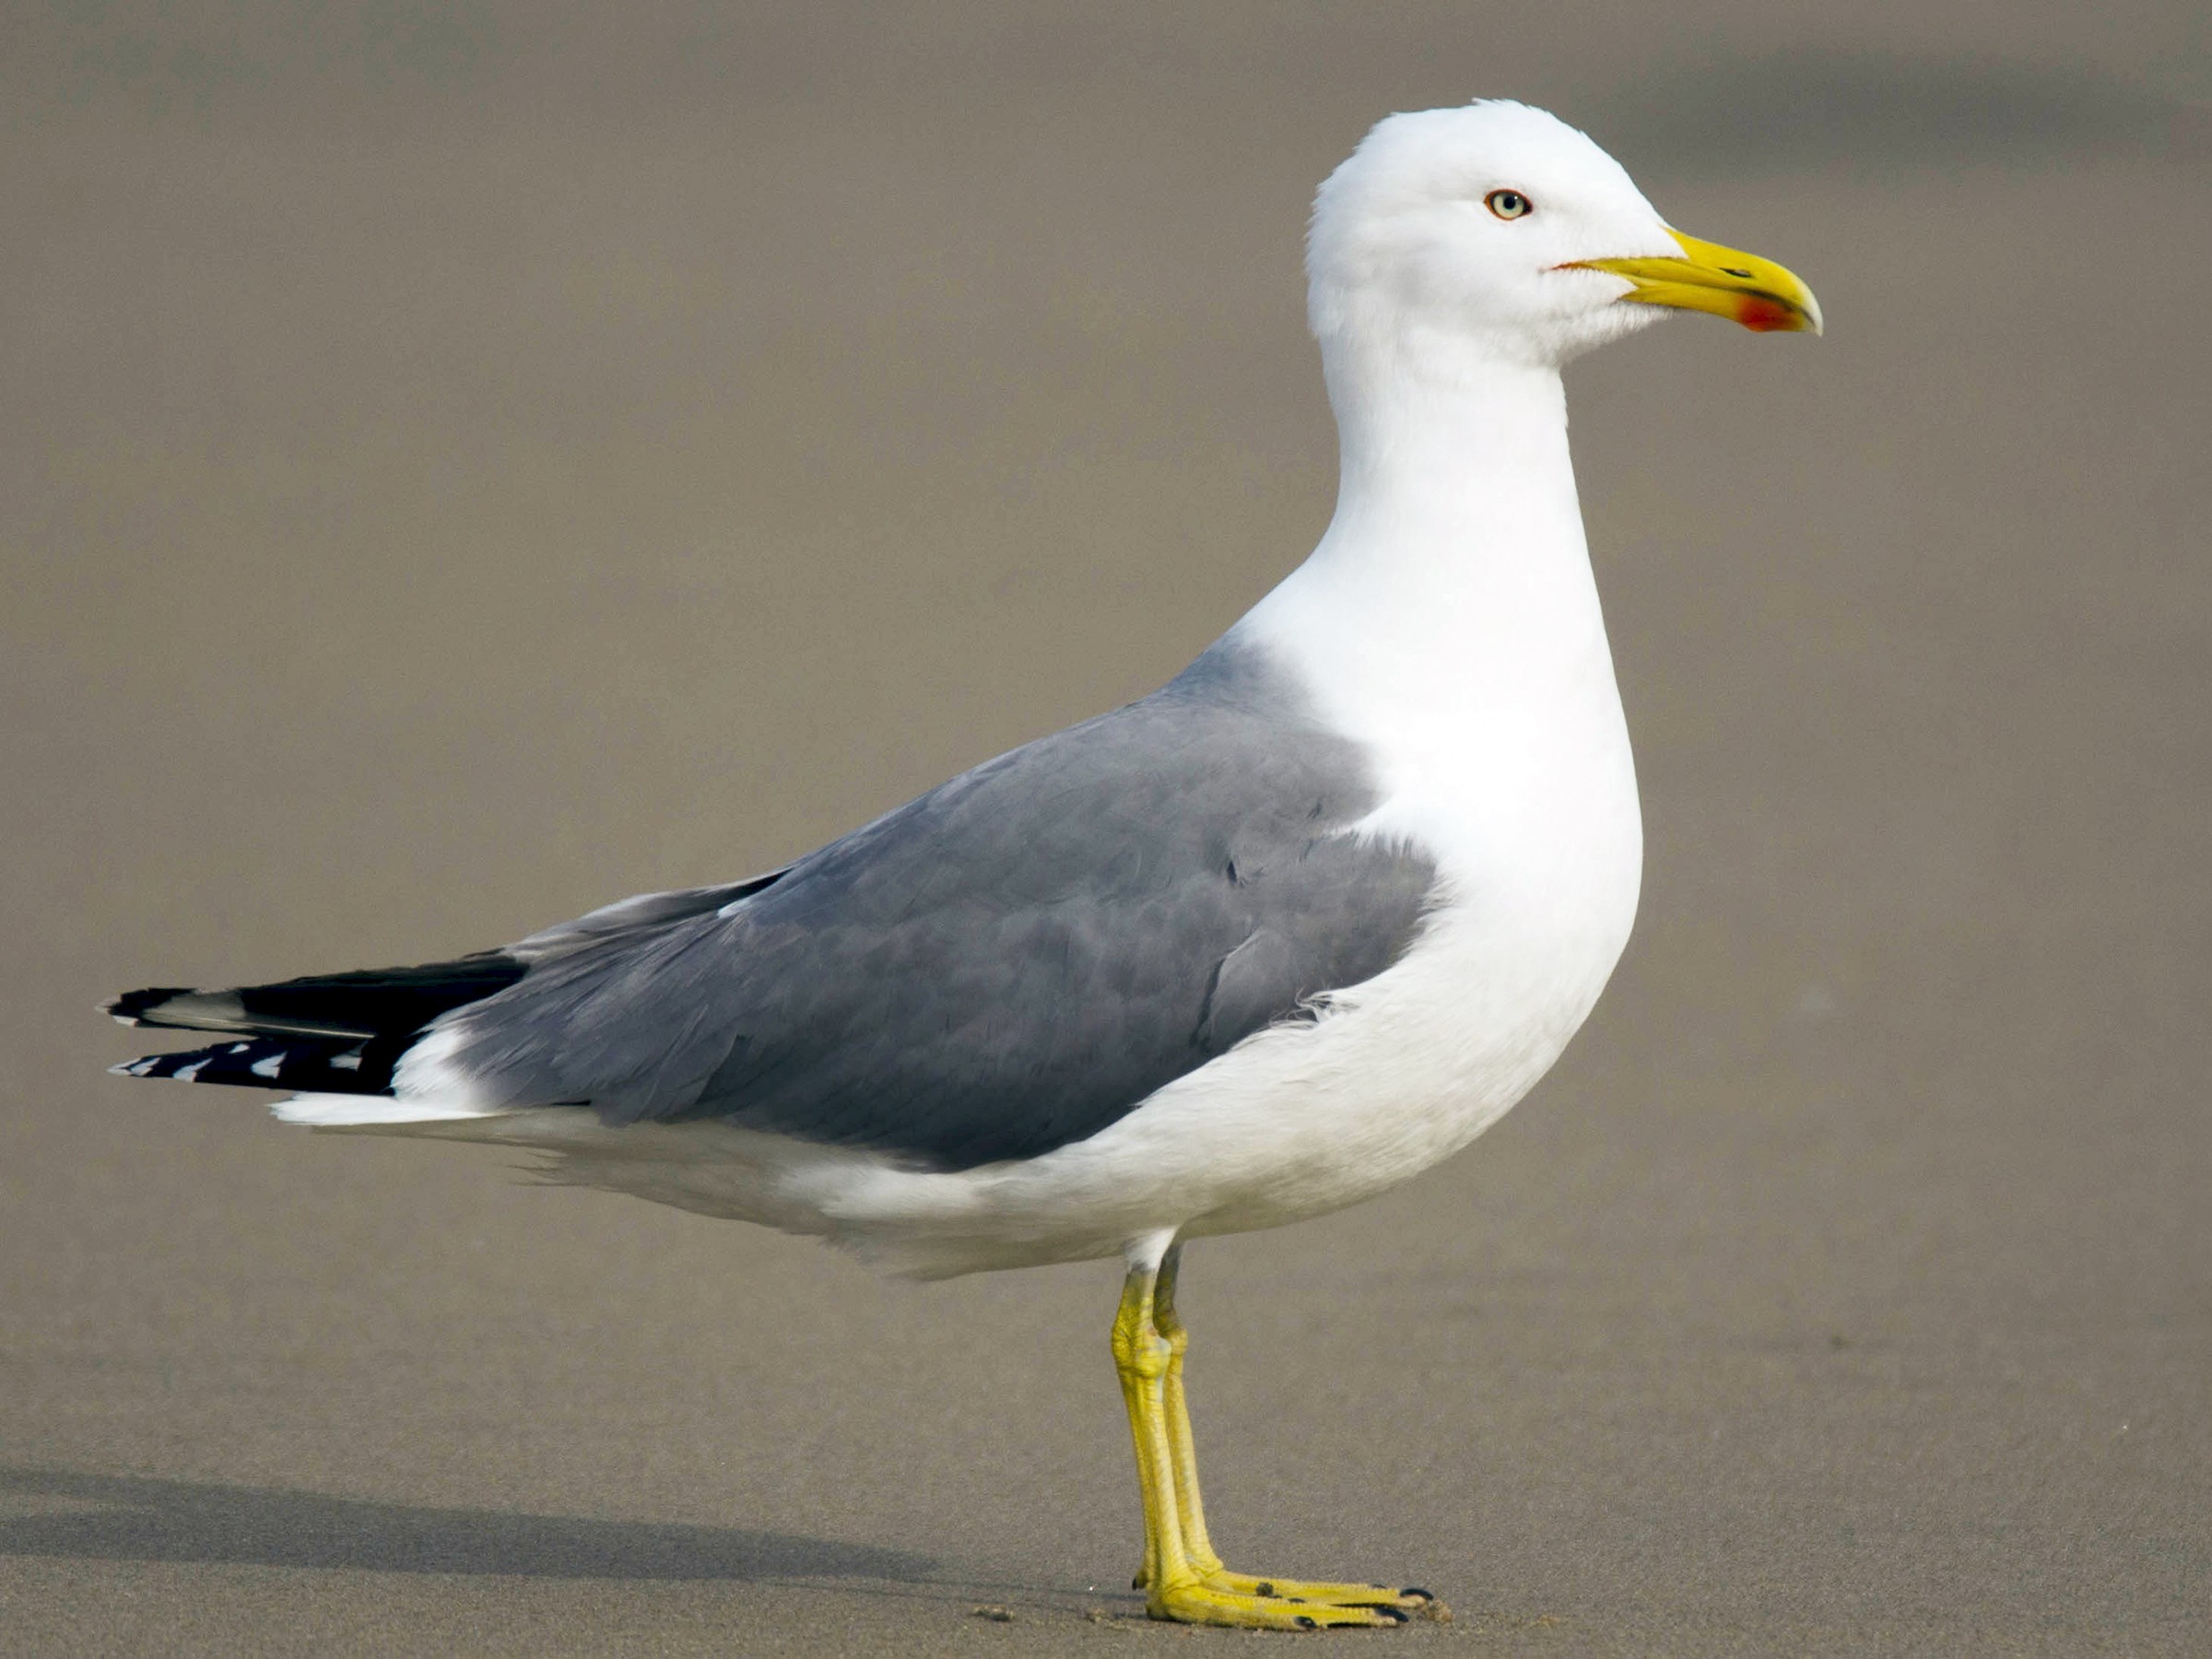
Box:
[4,5,2207,1653]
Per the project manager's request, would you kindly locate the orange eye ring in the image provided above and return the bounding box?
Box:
[1485,189,1532,220]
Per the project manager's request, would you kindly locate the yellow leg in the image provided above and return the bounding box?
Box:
[1113,1247,1432,1629]
[1151,1245,1227,1578]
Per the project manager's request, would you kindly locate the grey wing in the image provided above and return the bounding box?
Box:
[427,646,1440,1171]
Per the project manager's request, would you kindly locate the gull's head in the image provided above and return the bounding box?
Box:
[1308,100,1820,371]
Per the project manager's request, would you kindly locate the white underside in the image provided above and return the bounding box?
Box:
[280,355,1645,1279]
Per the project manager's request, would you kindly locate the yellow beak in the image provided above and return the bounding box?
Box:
[1569,229,1822,335]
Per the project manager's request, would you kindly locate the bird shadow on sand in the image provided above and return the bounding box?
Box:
[0,1466,937,1583]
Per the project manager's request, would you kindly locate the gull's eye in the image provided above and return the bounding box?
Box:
[1485,189,1532,221]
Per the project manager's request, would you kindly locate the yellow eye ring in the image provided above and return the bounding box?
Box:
[1485,189,1532,220]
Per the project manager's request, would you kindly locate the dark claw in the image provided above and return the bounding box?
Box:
[1401,1586,1434,1603]
[1294,1616,1319,1630]
[1377,1607,1410,1625]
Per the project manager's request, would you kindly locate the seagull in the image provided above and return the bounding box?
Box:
[104,100,1818,1630]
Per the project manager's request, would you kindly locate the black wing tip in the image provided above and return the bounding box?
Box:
[102,986,197,1026]
[108,1034,394,1094]
[98,955,527,1041]
[108,1045,233,1082]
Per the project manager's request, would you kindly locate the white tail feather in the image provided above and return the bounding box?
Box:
[274,1093,495,1127]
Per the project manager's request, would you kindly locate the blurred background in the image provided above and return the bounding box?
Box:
[4,4,2206,1653]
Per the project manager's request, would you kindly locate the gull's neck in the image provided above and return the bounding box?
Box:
[1226,329,1641,928]
[1237,337,1625,756]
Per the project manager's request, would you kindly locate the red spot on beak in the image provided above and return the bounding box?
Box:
[1735,294,1798,333]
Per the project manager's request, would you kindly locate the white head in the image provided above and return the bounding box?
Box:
[1308,101,1819,375]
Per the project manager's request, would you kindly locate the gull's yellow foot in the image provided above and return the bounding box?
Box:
[1135,1561,1432,1612]
[1149,1573,1413,1630]
[1201,1570,1434,1613]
